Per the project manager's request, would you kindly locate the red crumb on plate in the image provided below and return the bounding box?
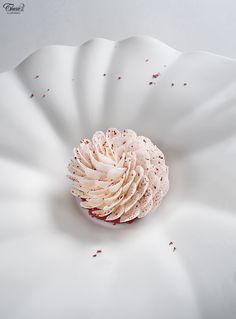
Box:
[152,72,160,78]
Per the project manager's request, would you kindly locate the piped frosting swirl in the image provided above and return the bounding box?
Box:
[67,128,169,223]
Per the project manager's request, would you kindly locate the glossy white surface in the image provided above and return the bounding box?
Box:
[0,36,236,319]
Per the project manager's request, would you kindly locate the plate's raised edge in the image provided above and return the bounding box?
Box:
[1,35,236,76]
[0,35,179,75]
[181,49,236,64]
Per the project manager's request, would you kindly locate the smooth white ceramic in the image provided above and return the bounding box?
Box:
[0,36,236,319]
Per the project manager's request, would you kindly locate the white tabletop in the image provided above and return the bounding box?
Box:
[0,0,236,72]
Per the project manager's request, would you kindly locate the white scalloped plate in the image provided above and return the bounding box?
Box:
[1,36,236,319]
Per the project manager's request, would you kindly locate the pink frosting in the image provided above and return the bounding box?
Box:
[67,128,169,223]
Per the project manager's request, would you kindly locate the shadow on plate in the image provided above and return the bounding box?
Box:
[50,191,146,244]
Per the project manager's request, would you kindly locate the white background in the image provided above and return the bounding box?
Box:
[0,0,236,72]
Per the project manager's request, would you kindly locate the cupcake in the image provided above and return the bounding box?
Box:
[67,128,169,224]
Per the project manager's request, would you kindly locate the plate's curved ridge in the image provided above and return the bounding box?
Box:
[1,36,236,319]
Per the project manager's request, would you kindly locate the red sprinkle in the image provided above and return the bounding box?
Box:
[173,247,176,252]
[169,241,173,245]
[96,250,102,254]
[149,81,153,85]
[92,254,97,257]
[152,72,160,78]
[30,93,34,98]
